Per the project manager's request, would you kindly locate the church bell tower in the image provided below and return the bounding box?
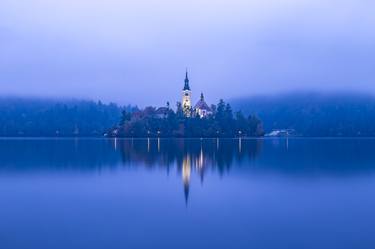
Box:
[182,70,192,117]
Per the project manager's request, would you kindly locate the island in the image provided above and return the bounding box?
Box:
[107,71,264,138]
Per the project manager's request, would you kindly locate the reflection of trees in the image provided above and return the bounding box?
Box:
[116,138,263,203]
[0,138,261,175]
[6,138,375,177]
[0,138,120,170]
[117,138,262,173]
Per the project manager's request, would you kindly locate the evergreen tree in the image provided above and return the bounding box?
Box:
[215,99,226,121]
[176,102,184,119]
[120,110,131,125]
[224,103,233,120]
[235,111,247,135]
[108,99,264,138]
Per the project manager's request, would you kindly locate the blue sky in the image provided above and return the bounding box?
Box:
[0,0,374,106]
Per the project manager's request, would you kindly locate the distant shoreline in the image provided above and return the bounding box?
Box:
[3,93,375,137]
[3,136,375,139]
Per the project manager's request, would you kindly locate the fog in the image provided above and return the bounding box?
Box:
[0,0,374,106]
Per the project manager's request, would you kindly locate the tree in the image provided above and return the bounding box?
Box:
[120,110,131,125]
[224,103,233,120]
[176,102,184,119]
[247,115,264,136]
[235,111,247,136]
[215,99,226,121]
[110,100,264,138]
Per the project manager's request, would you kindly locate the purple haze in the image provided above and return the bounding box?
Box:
[0,0,374,106]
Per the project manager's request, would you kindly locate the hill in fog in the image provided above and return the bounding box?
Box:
[0,97,127,137]
[231,92,375,136]
[3,92,375,137]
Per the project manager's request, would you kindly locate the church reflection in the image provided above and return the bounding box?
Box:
[115,138,263,203]
[182,154,191,204]
[3,138,375,203]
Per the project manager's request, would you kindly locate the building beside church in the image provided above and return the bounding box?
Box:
[194,93,212,118]
[182,71,212,118]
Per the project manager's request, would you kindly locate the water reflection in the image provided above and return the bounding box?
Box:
[182,154,191,203]
[2,138,375,248]
[2,138,375,173]
[114,138,262,202]
[117,139,261,171]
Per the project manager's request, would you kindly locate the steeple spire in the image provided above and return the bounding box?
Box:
[200,92,204,101]
[183,69,190,91]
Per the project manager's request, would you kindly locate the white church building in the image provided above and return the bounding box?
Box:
[182,70,212,118]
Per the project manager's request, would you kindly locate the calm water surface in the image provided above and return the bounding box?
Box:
[1,138,375,249]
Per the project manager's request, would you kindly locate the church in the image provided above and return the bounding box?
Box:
[182,70,213,118]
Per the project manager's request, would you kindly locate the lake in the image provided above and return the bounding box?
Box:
[1,138,375,249]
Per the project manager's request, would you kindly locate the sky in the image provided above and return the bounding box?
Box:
[0,0,374,106]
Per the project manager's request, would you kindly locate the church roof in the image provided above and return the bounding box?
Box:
[183,70,190,91]
[194,93,211,111]
[155,107,169,115]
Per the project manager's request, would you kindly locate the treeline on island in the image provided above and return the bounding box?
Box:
[108,100,264,138]
[0,97,263,137]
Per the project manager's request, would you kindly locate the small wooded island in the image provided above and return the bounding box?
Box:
[107,71,264,138]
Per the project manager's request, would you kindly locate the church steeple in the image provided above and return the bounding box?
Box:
[183,69,190,91]
[182,69,192,117]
